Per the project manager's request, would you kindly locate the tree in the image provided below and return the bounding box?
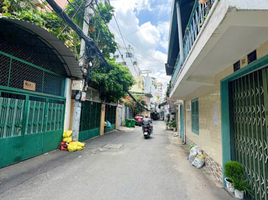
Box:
[125,96,148,116]
[1,0,132,102]
[88,59,135,102]
[64,0,117,58]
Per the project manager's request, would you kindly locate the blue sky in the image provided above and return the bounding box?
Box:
[109,0,172,85]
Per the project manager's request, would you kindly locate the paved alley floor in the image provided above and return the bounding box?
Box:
[0,121,233,200]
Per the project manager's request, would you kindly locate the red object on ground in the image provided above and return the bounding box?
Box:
[134,115,144,122]
[59,141,67,150]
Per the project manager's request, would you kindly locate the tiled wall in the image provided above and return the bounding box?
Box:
[176,40,268,183]
[182,40,268,168]
[186,137,223,184]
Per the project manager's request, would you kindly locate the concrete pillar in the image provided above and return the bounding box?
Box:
[183,100,187,144]
[100,103,106,135]
[115,106,118,129]
[64,78,72,131]
[72,100,81,141]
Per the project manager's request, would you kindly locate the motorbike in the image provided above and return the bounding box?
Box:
[142,122,152,139]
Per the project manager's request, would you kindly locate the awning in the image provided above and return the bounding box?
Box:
[0,16,82,79]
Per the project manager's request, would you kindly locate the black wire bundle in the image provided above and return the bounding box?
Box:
[46,0,149,111]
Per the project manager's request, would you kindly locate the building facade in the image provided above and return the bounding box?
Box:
[166,0,268,199]
[113,46,152,118]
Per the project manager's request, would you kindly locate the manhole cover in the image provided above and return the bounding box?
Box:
[103,144,123,149]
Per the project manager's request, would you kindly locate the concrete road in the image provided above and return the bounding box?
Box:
[0,121,233,200]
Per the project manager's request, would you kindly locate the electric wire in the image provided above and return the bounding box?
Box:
[93,0,140,78]
[57,0,85,37]
[115,12,170,39]
[45,0,149,111]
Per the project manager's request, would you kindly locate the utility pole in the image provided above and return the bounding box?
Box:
[72,0,93,141]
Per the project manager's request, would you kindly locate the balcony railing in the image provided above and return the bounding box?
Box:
[170,0,217,88]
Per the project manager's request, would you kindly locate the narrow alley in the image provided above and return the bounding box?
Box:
[0,121,232,200]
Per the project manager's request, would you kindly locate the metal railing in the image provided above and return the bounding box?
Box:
[170,0,217,90]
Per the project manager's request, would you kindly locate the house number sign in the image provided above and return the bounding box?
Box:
[23,80,36,91]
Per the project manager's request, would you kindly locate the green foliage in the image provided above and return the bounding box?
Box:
[171,121,177,128]
[89,59,135,102]
[0,0,35,13]
[125,96,148,116]
[1,0,116,59]
[231,178,252,195]
[224,161,244,180]
[65,0,116,58]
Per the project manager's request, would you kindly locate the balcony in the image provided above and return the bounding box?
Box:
[167,0,268,99]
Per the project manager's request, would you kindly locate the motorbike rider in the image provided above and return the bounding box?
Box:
[142,114,152,132]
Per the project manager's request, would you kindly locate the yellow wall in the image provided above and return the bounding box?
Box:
[182,40,268,166]
[131,76,145,93]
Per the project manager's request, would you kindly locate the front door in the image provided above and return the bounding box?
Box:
[0,91,65,168]
[230,68,268,200]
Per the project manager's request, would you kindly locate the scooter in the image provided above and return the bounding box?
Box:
[142,123,152,139]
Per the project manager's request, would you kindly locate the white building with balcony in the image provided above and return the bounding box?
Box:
[166,0,268,197]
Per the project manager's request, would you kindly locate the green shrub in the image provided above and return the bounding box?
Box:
[171,121,177,128]
[224,161,244,180]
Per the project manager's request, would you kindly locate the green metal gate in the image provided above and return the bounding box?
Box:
[230,68,268,200]
[105,105,116,133]
[79,101,101,141]
[0,91,65,168]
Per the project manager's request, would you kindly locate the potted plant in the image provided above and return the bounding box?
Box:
[168,121,173,130]
[166,122,169,130]
[231,178,251,199]
[224,161,244,193]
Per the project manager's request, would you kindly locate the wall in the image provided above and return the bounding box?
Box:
[184,40,268,169]
[131,76,145,93]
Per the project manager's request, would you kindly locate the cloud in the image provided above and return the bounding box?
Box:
[109,0,171,85]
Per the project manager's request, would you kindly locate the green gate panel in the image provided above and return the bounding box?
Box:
[0,136,23,168]
[79,101,101,141]
[79,128,100,142]
[43,130,63,153]
[22,133,43,160]
[230,68,268,200]
[0,96,25,168]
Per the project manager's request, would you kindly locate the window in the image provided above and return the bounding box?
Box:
[126,52,133,58]
[191,98,199,135]
[233,60,240,72]
[113,55,119,58]
[247,50,256,64]
[121,55,123,58]
[121,62,126,65]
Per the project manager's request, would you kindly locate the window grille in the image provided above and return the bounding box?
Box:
[191,98,199,135]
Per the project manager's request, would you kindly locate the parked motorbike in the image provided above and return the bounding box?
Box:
[142,122,153,139]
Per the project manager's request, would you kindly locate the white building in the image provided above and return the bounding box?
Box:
[113,46,140,77]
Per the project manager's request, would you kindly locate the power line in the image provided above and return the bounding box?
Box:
[115,12,170,39]
[108,23,165,65]
[93,0,140,77]
[58,0,85,37]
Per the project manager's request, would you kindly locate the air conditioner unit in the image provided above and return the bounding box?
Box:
[186,101,191,112]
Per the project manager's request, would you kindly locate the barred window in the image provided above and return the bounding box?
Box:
[191,98,199,135]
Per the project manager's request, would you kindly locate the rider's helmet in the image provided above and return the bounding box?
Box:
[145,114,149,118]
